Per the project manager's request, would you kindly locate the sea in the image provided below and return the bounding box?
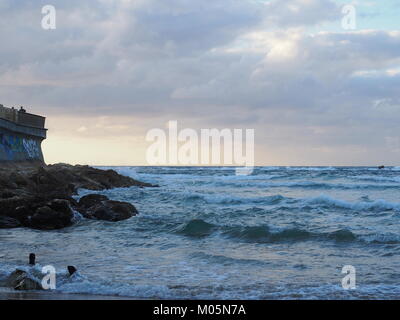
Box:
[1,166,399,299]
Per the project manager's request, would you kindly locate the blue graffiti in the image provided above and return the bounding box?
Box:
[0,133,40,160]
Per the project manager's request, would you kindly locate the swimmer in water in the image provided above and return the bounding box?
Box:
[67,266,77,276]
[29,253,35,266]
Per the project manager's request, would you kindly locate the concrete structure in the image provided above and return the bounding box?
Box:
[0,104,47,163]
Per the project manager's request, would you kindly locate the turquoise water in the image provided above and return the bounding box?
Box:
[1,166,399,299]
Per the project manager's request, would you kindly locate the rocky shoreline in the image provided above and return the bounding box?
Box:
[0,163,157,230]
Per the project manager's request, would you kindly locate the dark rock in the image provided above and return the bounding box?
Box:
[7,269,43,291]
[0,216,21,228]
[14,276,42,291]
[27,199,74,230]
[0,163,151,229]
[46,164,157,190]
[27,167,74,200]
[0,195,34,218]
[0,194,76,229]
[89,200,138,221]
[77,194,138,222]
[1,191,17,199]
[6,269,26,287]
[13,205,36,225]
[9,171,29,187]
[78,194,109,209]
[48,199,73,215]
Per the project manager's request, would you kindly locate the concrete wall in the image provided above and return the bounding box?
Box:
[0,106,47,163]
[0,105,46,129]
[0,118,47,139]
[17,112,46,128]
[0,105,18,122]
[0,126,45,162]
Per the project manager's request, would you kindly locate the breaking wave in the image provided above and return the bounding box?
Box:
[176,219,215,237]
[178,191,400,213]
[175,219,400,244]
[181,193,286,205]
[302,195,400,211]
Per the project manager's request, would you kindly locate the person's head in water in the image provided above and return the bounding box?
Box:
[67,266,77,276]
[29,253,35,266]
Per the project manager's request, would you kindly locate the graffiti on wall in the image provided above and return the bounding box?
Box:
[23,138,41,159]
[0,133,41,160]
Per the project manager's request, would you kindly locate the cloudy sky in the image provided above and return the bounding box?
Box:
[1,0,399,165]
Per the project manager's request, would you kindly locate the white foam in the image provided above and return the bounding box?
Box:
[181,192,285,205]
[303,194,400,211]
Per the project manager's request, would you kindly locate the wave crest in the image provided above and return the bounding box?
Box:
[176,219,215,237]
[303,195,400,211]
[175,220,399,245]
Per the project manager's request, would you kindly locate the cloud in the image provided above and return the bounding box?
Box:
[264,0,340,27]
[0,0,399,164]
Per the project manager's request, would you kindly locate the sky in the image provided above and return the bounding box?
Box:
[0,0,399,166]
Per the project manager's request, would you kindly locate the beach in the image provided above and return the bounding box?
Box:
[0,287,134,300]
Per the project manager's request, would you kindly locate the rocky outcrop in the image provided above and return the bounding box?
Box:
[26,199,75,230]
[0,164,155,230]
[0,196,75,230]
[44,164,155,190]
[77,194,138,222]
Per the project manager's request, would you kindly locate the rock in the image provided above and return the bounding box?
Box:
[45,164,157,190]
[1,191,17,199]
[27,199,74,230]
[48,199,74,216]
[78,194,109,210]
[9,171,29,187]
[0,195,75,229]
[0,163,151,230]
[0,195,35,218]
[77,194,138,221]
[89,200,138,221]
[27,167,75,200]
[6,269,25,287]
[0,216,21,228]
[7,269,42,291]
[14,276,42,290]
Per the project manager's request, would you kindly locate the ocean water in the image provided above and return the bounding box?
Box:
[1,166,400,299]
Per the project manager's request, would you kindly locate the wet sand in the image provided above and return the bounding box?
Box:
[0,287,135,300]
